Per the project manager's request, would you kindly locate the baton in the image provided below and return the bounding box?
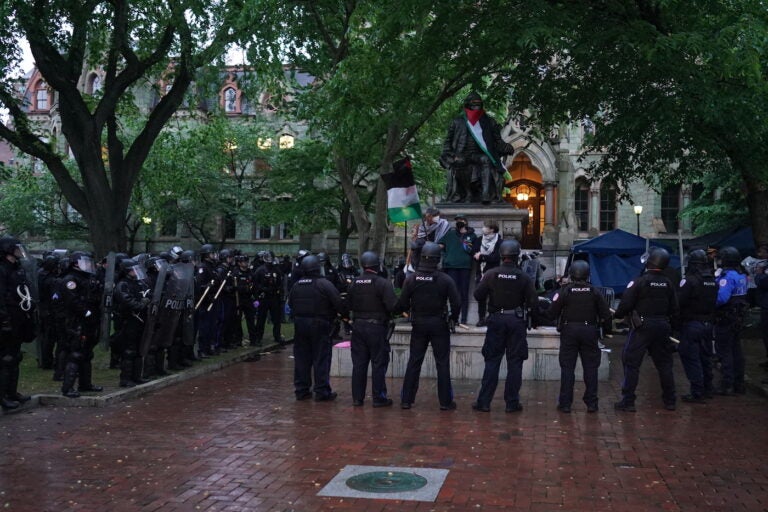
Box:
[207,271,231,312]
[669,336,681,345]
[195,280,214,311]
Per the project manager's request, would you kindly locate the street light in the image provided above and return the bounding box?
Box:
[142,215,152,252]
[633,205,643,236]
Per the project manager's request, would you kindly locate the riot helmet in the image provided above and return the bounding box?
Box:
[645,247,670,270]
[418,242,442,271]
[340,253,354,269]
[0,235,28,260]
[41,254,60,273]
[300,254,321,275]
[360,251,380,270]
[199,244,217,261]
[296,249,310,262]
[158,251,172,262]
[718,246,741,268]
[179,250,195,264]
[120,258,147,281]
[170,246,183,261]
[568,260,590,281]
[219,249,233,261]
[499,240,521,260]
[686,249,708,268]
[71,251,95,274]
[262,251,274,265]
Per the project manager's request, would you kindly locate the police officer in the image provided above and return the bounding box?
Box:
[194,244,219,358]
[614,247,679,412]
[677,249,719,402]
[113,259,151,387]
[53,251,104,398]
[37,254,61,370]
[348,251,398,407]
[471,239,538,413]
[545,260,611,413]
[0,236,35,409]
[232,254,257,346]
[215,249,237,350]
[396,242,461,411]
[253,251,285,346]
[287,254,347,401]
[714,246,749,395]
[288,249,311,289]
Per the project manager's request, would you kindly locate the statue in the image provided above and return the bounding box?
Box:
[440,92,515,204]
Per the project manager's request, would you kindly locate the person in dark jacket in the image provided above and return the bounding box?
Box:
[713,246,749,395]
[545,260,611,413]
[287,255,348,401]
[472,239,538,413]
[613,247,679,412]
[396,242,461,411]
[348,251,398,407]
[112,259,151,387]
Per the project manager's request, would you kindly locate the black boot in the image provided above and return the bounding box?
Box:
[154,349,168,376]
[119,356,136,387]
[8,364,30,403]
[53,349,65,381]
[0,364,19,409]
[61,362,81,398]
[167,346,184,371]
[133,357,150,384]
[78,360,103,393]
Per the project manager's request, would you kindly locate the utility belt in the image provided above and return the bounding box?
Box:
[562,320,597,326]
[490,307,526,318]
[354,318,388,326]
[630,312,668,329]
[681,316,714,325]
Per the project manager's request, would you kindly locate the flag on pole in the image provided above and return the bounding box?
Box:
[382,156,422,223]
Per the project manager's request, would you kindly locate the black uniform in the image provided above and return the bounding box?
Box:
[233,264,257,345]
[287,275,347,400]
[348,270,398,406]
[53,268,104,396]
[614,270,679,409]
[253,263,284,345]
[546,281,611,411]
[113,275,150,386]
[0,258,36,408]
[677,270,718,400]
[194,259,219,356]
[472,262,538,411]
[395,268,460,409]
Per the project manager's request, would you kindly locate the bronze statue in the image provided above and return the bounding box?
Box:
[440,92,514,204]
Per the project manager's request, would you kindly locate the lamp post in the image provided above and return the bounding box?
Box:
[633,205,643,236]
[142,216,152,252]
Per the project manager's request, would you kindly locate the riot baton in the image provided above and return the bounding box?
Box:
[195,280,215,311]
[207,271,232,312]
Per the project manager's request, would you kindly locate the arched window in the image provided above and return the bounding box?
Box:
[661,184,681,233]
[574,177,590,231]
[599,182,616,231]
[223,87,237,113]
[34,80,48,110]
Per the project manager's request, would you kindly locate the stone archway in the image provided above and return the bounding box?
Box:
[503,154,543,249]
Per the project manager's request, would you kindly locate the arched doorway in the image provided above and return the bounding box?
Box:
[503,153,543,249]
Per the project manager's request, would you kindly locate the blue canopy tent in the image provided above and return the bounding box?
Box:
[570,229,680,295]
[685,226,755,256]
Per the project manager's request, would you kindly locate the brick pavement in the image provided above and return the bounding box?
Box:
[1,336,767,512]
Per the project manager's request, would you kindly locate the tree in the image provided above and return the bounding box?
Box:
[248,0,553,255]
[509,0,768,247]
[0,0,250,256]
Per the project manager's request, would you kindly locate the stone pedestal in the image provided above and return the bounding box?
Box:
[330,324,611,381]
[436,204,528,240]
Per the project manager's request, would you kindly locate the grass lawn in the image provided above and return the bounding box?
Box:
[17,321,294,396]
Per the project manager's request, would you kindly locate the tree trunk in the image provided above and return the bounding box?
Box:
[336,155,371,253]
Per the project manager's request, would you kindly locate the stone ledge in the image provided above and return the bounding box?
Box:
[331,324,611,381]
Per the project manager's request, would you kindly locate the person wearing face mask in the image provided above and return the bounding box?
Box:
[438,214,477,326]
[473,220,502,327]
[440,92,515,204]
[409,207,450,274]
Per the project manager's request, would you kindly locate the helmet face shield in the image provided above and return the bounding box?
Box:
[14,243,29,260]
[132,265,147,281]
[75,254,95,274]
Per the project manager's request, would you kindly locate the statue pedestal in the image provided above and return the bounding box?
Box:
[330,324,611,381]
[436,204,528,240]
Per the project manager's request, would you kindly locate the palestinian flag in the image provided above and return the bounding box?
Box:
[382,156,422,223]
